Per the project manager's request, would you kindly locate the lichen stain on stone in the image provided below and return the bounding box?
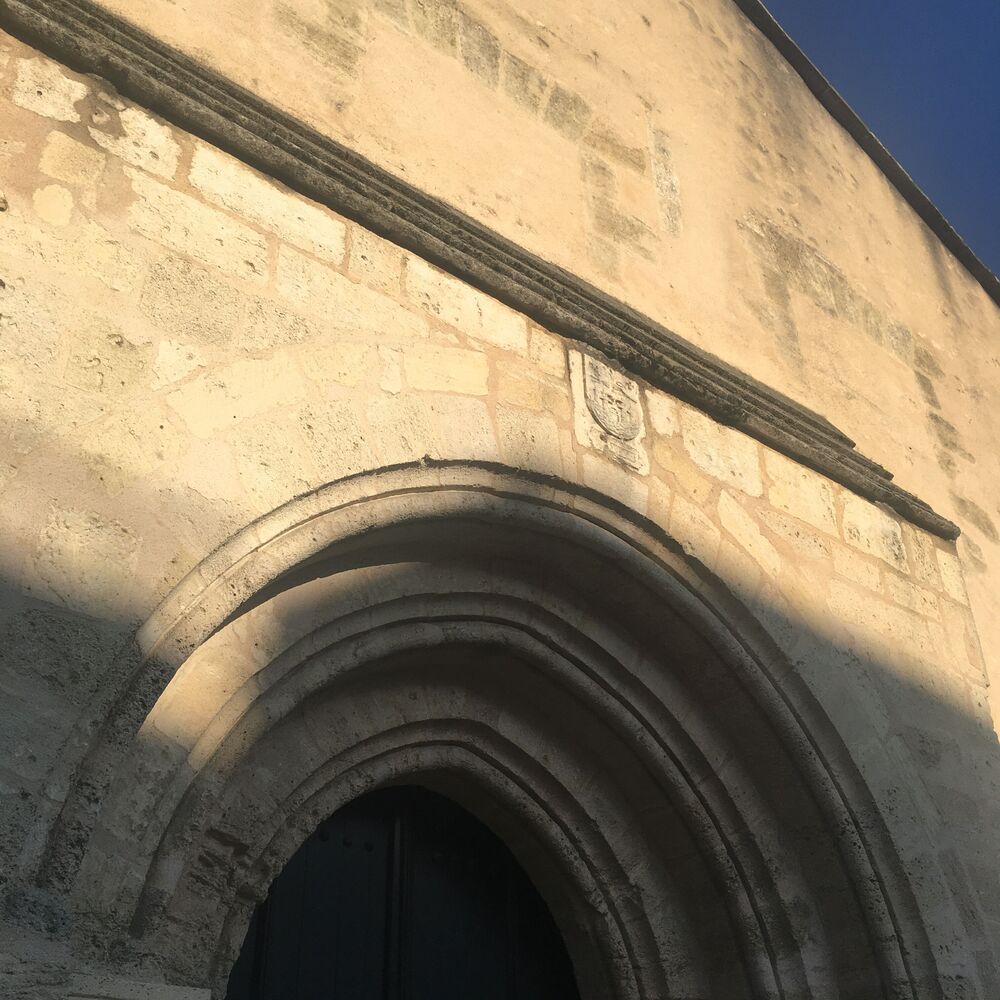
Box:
[275,1,367,79]
[951,493,999,543]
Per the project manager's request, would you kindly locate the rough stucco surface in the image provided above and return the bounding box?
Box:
[0,12,999,1000]
[80,0,1000,720]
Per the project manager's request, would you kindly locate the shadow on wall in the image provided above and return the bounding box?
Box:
[0,461,998,1000]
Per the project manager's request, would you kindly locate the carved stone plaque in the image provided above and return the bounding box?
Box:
[570,351,648,473]
[583,354,643,441]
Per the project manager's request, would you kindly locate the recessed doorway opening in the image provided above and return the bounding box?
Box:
[226,785,581,1000]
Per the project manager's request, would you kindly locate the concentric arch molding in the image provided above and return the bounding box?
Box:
[0,0,960,539]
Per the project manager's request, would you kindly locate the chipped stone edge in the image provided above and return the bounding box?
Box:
[0,0,960,540]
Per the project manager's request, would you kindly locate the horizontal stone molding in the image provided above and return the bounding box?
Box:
[0,0,959,539]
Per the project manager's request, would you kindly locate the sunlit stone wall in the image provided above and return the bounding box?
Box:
[0,12,998,1000]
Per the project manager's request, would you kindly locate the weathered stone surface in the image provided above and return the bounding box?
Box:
[718,490,781,578]
[139,255,243,345]
[190,145,347,264]
[646,389,680,437]
[278,245,428,340]
[495,403,562,474]
[527,328,566,376]
[32,183,73,225]
[0,22,998,1000]
[832,542,881,592]
[402,344,489,395]
[937,548,969,605]
[405,256,482,334]
[763,448,837,535]
[670,491,721,567]
[89,104,181,179]
[12,58,87,121]
[348,225,405,295]
[128,168,269,283]
[166,355,308,436]
[680,404,762,497]
[39,131,106,188]
[842,494,908,572]
[582,452,648,512]
[28,507,140,621]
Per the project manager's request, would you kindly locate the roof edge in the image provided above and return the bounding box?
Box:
[732,0,1000,306]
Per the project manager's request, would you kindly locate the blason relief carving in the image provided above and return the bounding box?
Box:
[569,350,649,474]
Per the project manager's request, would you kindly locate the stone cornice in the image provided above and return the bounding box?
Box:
[0,0,959,538]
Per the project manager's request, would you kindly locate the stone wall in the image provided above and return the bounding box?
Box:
[0,20,999,1000]
[70,0,1000,722]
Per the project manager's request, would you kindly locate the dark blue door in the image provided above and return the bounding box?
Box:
[226,786,580,1000]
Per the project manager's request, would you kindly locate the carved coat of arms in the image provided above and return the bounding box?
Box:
[569,351,648,473]
[583,355,643,441]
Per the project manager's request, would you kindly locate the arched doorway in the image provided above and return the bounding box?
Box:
[225,786,580,1000]
[43,465,943,998]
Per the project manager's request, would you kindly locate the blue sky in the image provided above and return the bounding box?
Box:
[761,0,1000,278]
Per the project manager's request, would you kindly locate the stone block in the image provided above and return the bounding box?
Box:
[403,344,489,394]
[841,493,907,572]
[13,58,88,122]
[28,506,140,621]
[231,414,317,511]
[759,508,832,562]
[670,493,721,567]
[348,225,405,295]
[883,572,940,620]
[89,105,181,179]
[68,973,209,999]
[127,168,269,284]
[190,145,347,264]
[239,297,318,353]
[278,245,428,341]
[582,453,648,512]
[477,296,529,352]
[496,365,571,420]
[150,340,207,390]
[645,389,680,436]
[679,404,762,497]
[300,340,375,389]
[718,491,781,578]
[80,403,187,494]
[297,400,373,481]
[763,449,837,535]
[405,256,482,334]
[367,394,499,466]
[496,404,563,474]
[39,131,106,188]
[139,255,244,345]
[2,205,144,292]
[166,355,308,436]
[832,543,881,592]
[901,521,942,590]
[936,548,968,605]
[528,327,566,376]
[63,312,152,397]
[379,345,403,393]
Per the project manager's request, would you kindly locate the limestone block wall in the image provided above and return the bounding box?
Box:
[64,0,1000,727]
[0,29,998,999]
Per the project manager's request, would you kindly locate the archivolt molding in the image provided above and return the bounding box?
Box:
[35,462,945,999]
[0,0,960,540]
